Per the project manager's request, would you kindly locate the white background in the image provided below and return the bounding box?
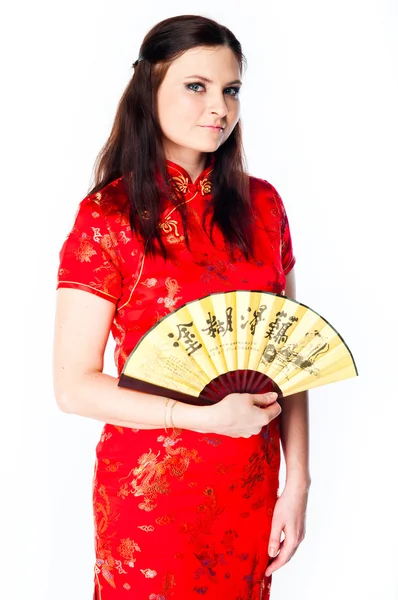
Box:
[3,0,397,598]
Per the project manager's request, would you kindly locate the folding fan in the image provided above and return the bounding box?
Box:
[118,290,358,405]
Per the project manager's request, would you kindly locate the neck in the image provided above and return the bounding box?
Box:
[163,147,208,182]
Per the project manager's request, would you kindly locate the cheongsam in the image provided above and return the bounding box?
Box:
[56,154,296,600]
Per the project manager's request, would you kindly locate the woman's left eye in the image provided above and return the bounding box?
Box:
[224,87,240,97]
[186,83,240,97]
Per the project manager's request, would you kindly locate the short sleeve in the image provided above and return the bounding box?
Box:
[272,187,296,275]
[56,196,123,304]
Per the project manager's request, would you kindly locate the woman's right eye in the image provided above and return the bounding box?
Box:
[186,83,205,92]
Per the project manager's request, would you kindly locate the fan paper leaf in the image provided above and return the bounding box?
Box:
[118,290,357,402]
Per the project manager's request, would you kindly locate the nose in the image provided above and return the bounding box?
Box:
[207,91,229,118]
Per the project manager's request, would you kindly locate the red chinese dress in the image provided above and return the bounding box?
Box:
[56,156,296,600]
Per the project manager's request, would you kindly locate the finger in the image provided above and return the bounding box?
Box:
[251,391,278,406]
[266,539,297,577]
[268,523,283,558]
[263,401,282,422]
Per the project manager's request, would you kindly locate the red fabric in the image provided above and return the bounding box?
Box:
[56,157,296,599]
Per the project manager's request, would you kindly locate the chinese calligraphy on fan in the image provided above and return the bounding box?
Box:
[167,305,299,356]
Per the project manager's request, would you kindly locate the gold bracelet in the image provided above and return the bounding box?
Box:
[169,400,178,429]
[164,397,171,432]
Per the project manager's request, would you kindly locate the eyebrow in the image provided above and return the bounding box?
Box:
[184,75,243,86]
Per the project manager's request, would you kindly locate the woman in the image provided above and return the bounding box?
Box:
[53,14,310,600]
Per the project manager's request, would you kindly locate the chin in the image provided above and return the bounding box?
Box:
[191,141,223,153]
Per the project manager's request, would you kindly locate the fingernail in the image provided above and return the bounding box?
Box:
[269,547,277,557]
[268,392,278,400]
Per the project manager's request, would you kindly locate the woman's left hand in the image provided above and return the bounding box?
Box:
[265,482,310,577]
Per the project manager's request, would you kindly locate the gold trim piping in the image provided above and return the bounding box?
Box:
[115,163,211,311]
[159,191,199,223]
[117,190,199,311]
[56,281,118,300]
[283,255,296,274]
[166,162,213,182]
[94,568,102,600]
[117,245,147,311]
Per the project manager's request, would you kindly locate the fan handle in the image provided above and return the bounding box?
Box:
[118,369,283,406]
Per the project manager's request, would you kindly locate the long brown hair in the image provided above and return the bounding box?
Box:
[88,15,255,261]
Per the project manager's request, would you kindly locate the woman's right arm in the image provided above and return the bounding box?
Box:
[53,287,209,431]
[53,288,280,436]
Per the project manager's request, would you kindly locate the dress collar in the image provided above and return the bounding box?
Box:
[165,154,215,197]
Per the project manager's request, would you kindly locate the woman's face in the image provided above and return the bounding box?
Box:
[156,45,242,159]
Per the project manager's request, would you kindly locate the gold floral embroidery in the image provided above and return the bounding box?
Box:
[74,239,96,262]
[149,572,176,598]
[93,465,149,592]
[165,234,183,245]
[112,425,125,434]
[119,230,130,244]
[216,462,236,475]
[171,174,189,194]
[169,167,212,196]
[117,538,141,568]
[179,487,225,548]
[156,277,182,311]
[259,575,272,599]
[91,226,102,242]
[155,513,176,526]
[91,269,120,297]
[140,568,157,578]
[114,320,127,365]
[159,215,180,237]
[100,431,112,443]
[100,231,119,264]
[200,177,212,195]
[137,524,155,532]
[141,277,157,287]
[93,480,121,589]
[101,459,123,473]
[116,211,131,227]
[117,429,202,511]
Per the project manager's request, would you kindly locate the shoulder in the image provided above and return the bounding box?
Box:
[248,174,284,219]
[248,174,277,195]
[83,175,129,215]
[75,176,130,230]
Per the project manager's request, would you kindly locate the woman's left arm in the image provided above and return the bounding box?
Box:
[265,267,311,577]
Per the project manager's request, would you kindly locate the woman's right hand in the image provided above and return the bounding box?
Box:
[205,391,282,438]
